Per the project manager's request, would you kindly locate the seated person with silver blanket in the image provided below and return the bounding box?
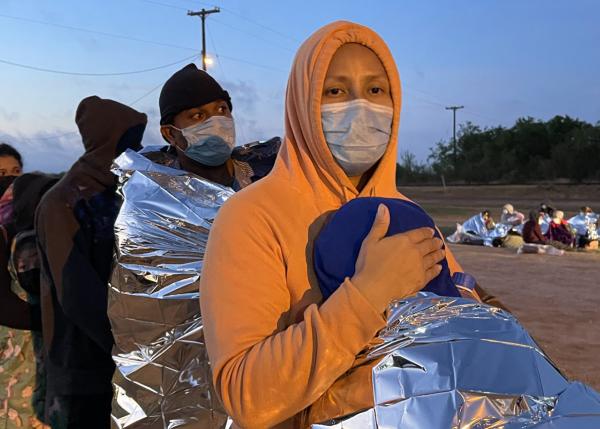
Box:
[312,197,600,429]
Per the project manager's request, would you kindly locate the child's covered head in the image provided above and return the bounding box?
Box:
[314,197,460,300]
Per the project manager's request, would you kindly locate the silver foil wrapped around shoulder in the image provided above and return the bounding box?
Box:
[313,293,600,428]
[108,148,233,428]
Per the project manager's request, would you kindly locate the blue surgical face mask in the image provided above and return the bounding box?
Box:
[173,115,236,166]
[321,99,393,177]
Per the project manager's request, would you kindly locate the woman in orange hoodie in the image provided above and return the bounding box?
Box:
[200,21,462,428]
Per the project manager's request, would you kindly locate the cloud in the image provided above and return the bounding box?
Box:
[221,80,258,114]
[0,108,20,122]
[1,129,83,173]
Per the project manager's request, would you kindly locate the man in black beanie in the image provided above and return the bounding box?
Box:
[158,63,279,189]
[107,65,280,428]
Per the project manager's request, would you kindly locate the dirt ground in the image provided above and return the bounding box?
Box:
[400,185,600,390]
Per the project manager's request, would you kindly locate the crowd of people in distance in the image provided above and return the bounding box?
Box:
[448,202,599,254]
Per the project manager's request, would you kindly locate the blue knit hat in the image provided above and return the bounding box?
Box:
[314,197,460,300]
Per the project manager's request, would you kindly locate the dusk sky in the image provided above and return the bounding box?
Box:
[1,0,599,172]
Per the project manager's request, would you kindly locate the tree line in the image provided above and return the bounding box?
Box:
[396,115,600,185]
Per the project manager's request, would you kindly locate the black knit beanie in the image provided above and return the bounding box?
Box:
[159,63,232,125]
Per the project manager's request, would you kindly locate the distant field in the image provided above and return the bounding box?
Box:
[400,184,600,233]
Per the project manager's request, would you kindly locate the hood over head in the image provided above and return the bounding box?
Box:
[74,96,147,189]
[12,173,60,233]
[276,20,402,206]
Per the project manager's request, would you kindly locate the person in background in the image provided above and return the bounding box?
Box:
[107,63,280,429]
[539,203,554,223]
[500,203,525,227]
[0,143,24,226]
[522,210,547,244]
[36,96,147,429]
[156,63,280,188]
[0,173,58,429]
[545,210,575,247]
[569,206,599,249]
[0,143,23,179]
[482,210,496,230]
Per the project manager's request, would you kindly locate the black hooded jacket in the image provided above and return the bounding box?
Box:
[35,96,147,395]
[0,173,59,330]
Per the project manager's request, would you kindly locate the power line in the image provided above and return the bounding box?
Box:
[210,17,295,53]
[156,0,300,44]
[404,87,503,125]
[208,33,249,144]
[137,0,188,11]
[404,91,447,109]
[0,53,199,77]
[0,11,287,74]
[0,12,196,52]
[208,31,227,80]
[215,54,287,73]
[134,1,295,53]
[217,6,300,44]
[128,79,173,106]
[463,108,500,124]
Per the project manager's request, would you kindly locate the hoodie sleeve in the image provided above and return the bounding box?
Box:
[36,199,113,353]
[200,201,386,428]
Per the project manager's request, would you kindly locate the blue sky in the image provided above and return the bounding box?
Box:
[1,0,599,172]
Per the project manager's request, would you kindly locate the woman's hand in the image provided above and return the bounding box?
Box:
[351,204,445,313]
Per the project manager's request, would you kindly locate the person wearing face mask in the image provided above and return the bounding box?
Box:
[199,22,478,428]
[155,63,280,188]
[0,173,58,429]
[0,143,23,180]
[35,96,147,429]
[106,65,279,429]
[0,143,24,226]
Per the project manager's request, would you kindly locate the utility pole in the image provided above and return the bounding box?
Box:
[445,105,464,170]
[187,7,220,71]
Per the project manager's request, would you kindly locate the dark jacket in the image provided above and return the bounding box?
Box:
[0,173,59,330]
[522,220,546,244]
[36,96,147,395]
[545,221,574,246]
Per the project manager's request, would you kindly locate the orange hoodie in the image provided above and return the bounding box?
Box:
[199,21,464,428]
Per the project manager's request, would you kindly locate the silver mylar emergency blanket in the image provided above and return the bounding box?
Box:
[447,213,511,247]
[108,148,233,428]
[313,293,600,428]
[568,212,599,240]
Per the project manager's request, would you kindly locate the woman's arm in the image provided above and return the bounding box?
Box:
[200,204,386,428]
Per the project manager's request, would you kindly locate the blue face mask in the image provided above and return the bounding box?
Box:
[174,115,236,166]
